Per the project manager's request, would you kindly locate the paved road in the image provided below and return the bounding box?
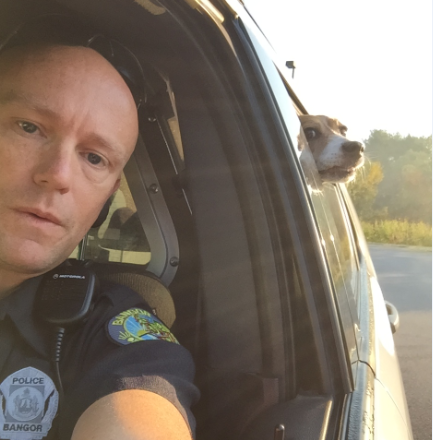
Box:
[369,244,432,440]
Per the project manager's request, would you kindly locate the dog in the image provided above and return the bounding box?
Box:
[299,115,365,183]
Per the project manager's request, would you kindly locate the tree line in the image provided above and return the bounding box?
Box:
[348,130,432,225]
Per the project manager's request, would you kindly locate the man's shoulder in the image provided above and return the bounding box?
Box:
[98,279,146,305]
[95,272,176,329]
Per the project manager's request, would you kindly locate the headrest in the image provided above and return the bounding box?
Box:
[92,263,175,328]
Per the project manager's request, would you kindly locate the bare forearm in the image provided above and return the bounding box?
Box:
[71,390,192,440]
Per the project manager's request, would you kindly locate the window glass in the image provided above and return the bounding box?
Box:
[299,132,360,364]
[299,145,358,296]
[324,186,359,299]
[70,173,151,265]
[312,185,359,305]
[293,120,359,312]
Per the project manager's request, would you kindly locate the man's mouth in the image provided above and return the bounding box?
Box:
[16,208,62,226]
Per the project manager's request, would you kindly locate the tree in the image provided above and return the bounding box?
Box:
[365,130,432,165]
[348,161,386,221]
[378,149,432,224]
[363,130,432,224]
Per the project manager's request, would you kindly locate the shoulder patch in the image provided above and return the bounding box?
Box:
[0,367,59,440]
[107,308,179,345]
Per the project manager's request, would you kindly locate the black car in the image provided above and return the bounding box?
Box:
[1,0,413,438]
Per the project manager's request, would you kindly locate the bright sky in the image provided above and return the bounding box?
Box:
[243,0,432,142]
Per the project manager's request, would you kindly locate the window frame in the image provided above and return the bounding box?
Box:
[237,15,358,392]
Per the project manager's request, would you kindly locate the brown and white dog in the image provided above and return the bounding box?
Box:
[299,115,365,183]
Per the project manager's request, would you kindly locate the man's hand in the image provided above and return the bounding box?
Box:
[71,390,192,440]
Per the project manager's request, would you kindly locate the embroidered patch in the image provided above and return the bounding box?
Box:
[0,367,59,440]
[108,308,179,345]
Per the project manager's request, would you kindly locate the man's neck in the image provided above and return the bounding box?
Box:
[0,269,33,300]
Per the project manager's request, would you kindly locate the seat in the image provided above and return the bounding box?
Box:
[90,205,176,328]
[92,262,176,328]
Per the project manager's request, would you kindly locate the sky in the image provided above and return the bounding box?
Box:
[243,0,432,142]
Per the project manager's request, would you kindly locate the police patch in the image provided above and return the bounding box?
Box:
[0,367,58,440]
[107,308,179,345]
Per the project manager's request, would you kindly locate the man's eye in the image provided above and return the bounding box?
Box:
[304,128,319,140]
[18,121,38,134]
[87,153,104,166]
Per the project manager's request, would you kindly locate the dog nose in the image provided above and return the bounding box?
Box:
[342,141,364,154]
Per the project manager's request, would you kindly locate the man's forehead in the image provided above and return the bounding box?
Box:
[0,44,136,109]
[0,89,58,117]
[0,45,138,158]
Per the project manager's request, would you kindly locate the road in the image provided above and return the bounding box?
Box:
[369,244,432,440]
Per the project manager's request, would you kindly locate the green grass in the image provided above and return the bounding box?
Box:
[361,220,432,247]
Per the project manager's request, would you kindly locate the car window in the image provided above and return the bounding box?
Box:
[301,167,360,304]
[297,136,360,365]
[310,183,360,314]
[70,173,151,265]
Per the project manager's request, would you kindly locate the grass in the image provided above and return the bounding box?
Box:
[361,220,432,247]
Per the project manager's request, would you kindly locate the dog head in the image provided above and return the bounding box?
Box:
[299,115,365,183]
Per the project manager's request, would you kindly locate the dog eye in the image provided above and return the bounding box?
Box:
[304,128,318,140]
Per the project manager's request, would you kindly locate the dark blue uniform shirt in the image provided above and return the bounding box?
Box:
[0,276,199,440]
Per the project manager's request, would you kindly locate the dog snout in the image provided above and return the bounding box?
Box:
[342,141,364,154]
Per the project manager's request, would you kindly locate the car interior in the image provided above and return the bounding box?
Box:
[1,1,348,439]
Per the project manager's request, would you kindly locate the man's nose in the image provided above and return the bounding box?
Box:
[33,145,74,193]
[342,141,365,154]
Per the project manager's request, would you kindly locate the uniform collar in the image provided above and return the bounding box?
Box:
[0,276,50,357]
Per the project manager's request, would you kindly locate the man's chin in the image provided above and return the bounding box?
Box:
[0,237,73,278]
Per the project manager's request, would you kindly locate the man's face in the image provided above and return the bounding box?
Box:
[0,45,138,278]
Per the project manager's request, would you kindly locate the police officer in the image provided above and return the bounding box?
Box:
[0,15,198,440]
